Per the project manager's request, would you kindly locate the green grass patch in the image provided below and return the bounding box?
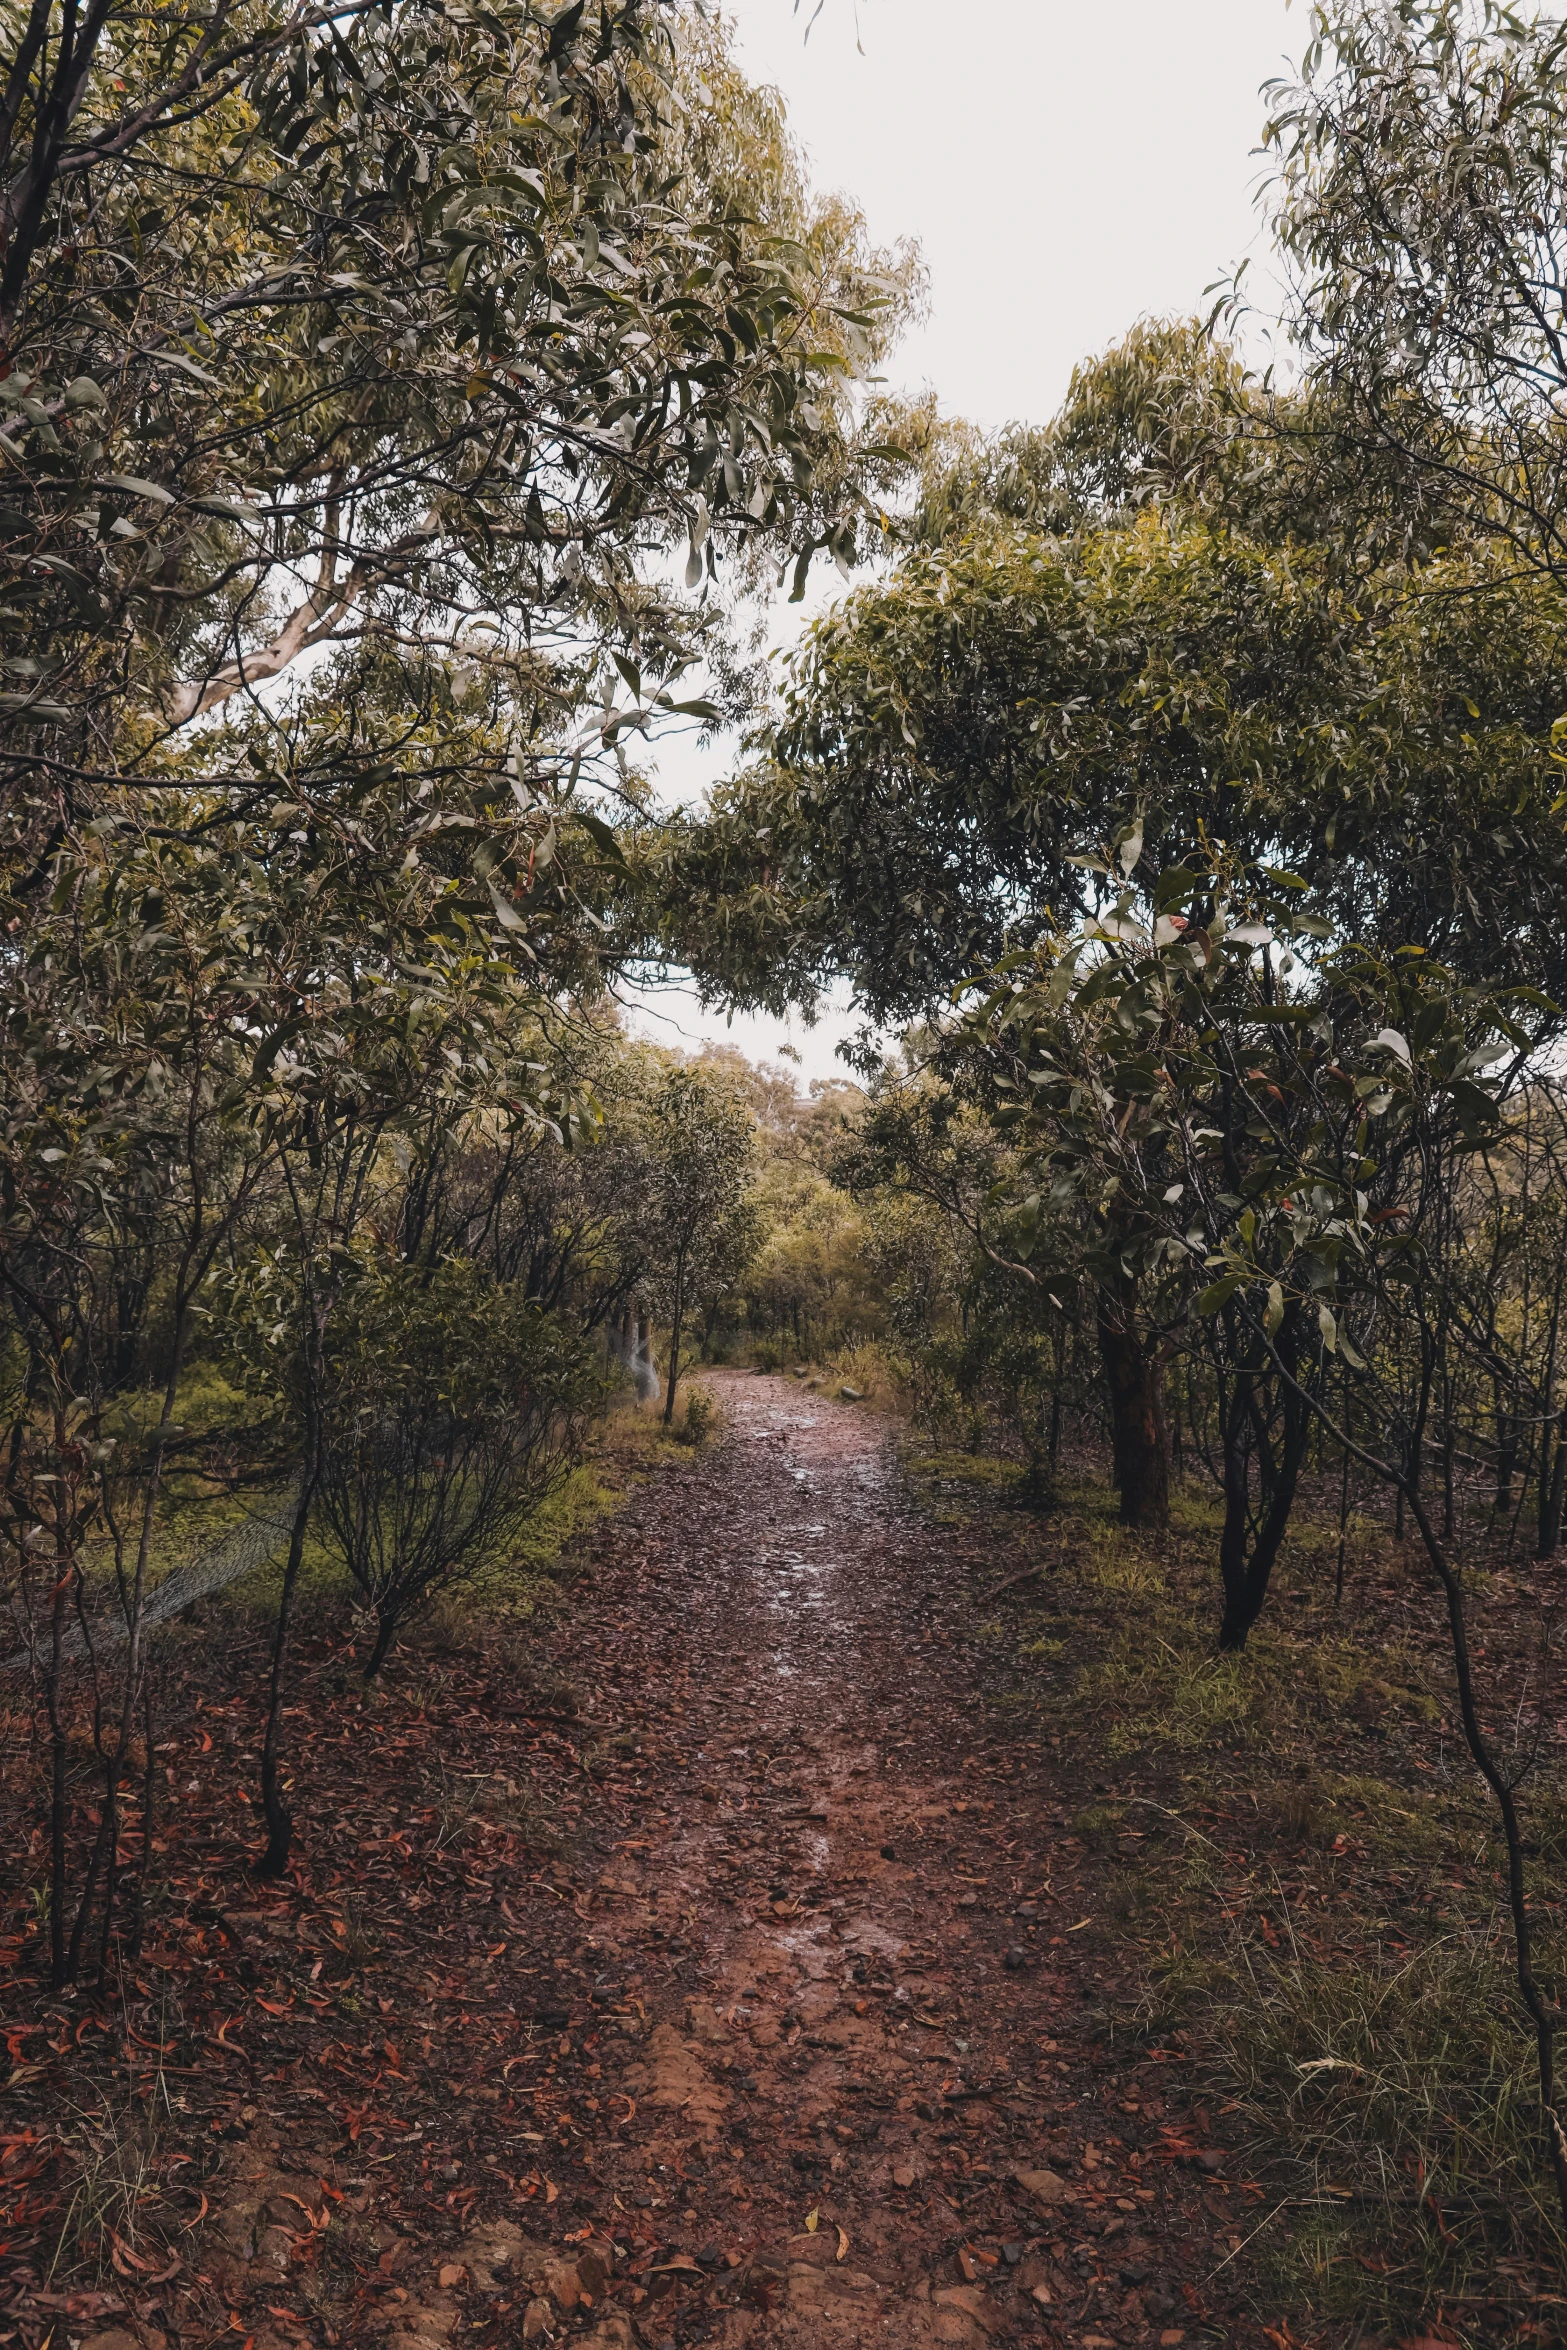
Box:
[905,1448,1028,1490]
[1216,1922,1567,2327]
[927,1437,1566,2337]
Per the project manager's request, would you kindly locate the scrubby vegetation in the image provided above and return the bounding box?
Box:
[8,0,1567,2336]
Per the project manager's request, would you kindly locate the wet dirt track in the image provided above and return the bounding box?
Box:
[535,1371,1252,2350]
[63,1371,1271,2350]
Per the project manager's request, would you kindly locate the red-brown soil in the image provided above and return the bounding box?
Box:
[3,1374,1286,2350]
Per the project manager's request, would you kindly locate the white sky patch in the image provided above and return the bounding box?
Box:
[728,0,1297,431]
[615,972,874,1087]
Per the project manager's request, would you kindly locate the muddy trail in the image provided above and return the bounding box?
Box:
[9,1375,1273,2350]
[416,1373,1256,2350]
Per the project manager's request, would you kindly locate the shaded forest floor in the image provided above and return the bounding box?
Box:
[4,1374,1565,2350]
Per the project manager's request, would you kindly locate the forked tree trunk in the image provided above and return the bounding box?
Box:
[1216,1373,1311,1651]
[1096,1286,1169,1532]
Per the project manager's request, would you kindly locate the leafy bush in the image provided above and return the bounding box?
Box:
[673,1385,718,1448]
[311,1259,599,1674]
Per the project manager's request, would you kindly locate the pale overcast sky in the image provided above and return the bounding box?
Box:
[624,0,1301,1080]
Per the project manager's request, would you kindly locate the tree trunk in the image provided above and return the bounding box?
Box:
[1539,1406,1567,1559]
[46,1557,68,1991]
[123,1683,155,1967]
[1496,1395,1517,1514]
[663,1250,686,1427]
[258,1463,314,1879]
[1096,1288,1169,1532]
[87,1348,183,1979]
[363,1603,398,1681]
[1217,1379,1310,1651]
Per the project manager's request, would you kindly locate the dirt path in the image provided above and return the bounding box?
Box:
[13,1375,1270,2350]
[520,1372,1251,2349]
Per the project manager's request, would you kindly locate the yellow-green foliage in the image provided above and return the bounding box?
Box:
[990,1503,1441,1760]
[73,1365,288,1609]
[670,1382,719,1447]
[508,1463,621,1576]
[1070,1803,1124,1851]
[1308,1772,1461,1860]
[1076,1515,1165,1598]
[742,1163,883,1355]
[823,1338,906,1410]
[488,1408,668,1601]
[1076,1609,1437,1759]
[905,1448,1027,1490]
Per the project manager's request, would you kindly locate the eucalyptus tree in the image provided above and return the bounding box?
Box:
[1265,0,1567,591]
[0,0,916,798]
[673,476,1567,1021]
[0,0,918,1901]
[963,833,1567,2228]
[0,798,291,1977]
[664,318,1567,1523]
[947,829,1489,1624]
[188,684,593,1873]
[0,687,585,1906]
[642,1057,758,1424]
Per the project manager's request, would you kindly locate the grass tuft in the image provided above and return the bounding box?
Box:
[1216,1919,1567,2322]
[51,2092,172,2285]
